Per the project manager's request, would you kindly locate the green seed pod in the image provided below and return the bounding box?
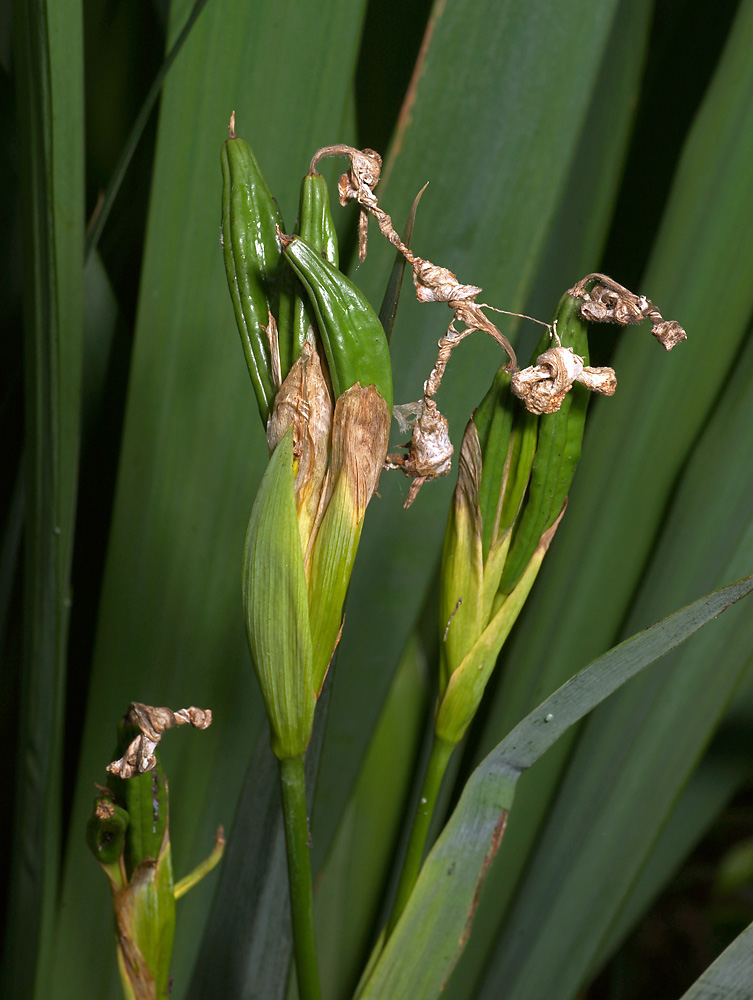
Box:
[438,367,536,696]
[221,125,284,423]
[291,172,340,367]
[113,841,176,1000]
[281,234,393,410]
[86,795,129,869]
[498,291,590,596]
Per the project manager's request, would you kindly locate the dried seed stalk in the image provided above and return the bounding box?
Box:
[310,147,686,505]
[311,145,522,506]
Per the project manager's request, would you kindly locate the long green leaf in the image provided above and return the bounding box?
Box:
[678,916,753,1000]
[468,2,753,987]
[52,1,369,996]
[2,3,84,1000]
[314,635,429,1000]
[315,0,624,869]
[590,670,753,978]
[358,575,753,1000]
[475,310,753,999]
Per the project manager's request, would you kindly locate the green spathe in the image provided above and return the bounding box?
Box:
[307,384,391,692]
[243,428,316,759]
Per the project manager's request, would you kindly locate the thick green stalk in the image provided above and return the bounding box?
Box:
[386,735,455,936]
[279,755,322,1000]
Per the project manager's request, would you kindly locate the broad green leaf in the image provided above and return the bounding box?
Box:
[476,319,753,1000]
[52,1,370,996]
[2,3,84,1000]
[678,916,753,1000]
[314,635,429,1000]
[358,575,753,1000]
[85,0,210,260]
[590,667,753,977]
[315,0,624,869]
[466,2,753,988]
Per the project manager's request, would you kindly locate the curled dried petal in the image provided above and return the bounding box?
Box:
[570,273,686,350]
[510,346,616,414]
[106,703,213,779]
[412,260,482,304]
[385,401,453,508]
[578,366,617,396]
[652,320,687,351]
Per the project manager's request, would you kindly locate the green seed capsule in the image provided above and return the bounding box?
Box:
[221,128,284,423]
[498,292,590,596]
[281,234,393,411]
[86,795,129,868]
[292,172,339,365]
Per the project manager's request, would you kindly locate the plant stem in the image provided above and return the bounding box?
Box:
[279,754,322,1000]
[386,734,455,936]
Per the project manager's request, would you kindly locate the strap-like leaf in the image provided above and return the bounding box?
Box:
[677,916,753,999]
[358,575,753,1000]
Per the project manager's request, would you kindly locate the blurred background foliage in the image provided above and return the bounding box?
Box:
[3,0,753,998]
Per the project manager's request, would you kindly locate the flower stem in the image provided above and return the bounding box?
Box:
[279,754,322,1000]
[386,734,455,936]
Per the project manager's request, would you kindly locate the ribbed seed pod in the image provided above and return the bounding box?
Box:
[290,171,340,368]
[281,233,393,410]
[220,125,285,423]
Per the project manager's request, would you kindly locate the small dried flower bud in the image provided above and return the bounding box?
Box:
[385,401,454,508]
[652,319,687,351]
[511,346,582,414]
[510,346,616,414]
[106,703,212,778]
[412,260,482,304]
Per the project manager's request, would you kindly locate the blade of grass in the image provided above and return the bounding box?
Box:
[357,575,753,1000]
[2,3,84,1000]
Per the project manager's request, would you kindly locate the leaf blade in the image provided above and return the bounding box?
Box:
[358,575,753,1000]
